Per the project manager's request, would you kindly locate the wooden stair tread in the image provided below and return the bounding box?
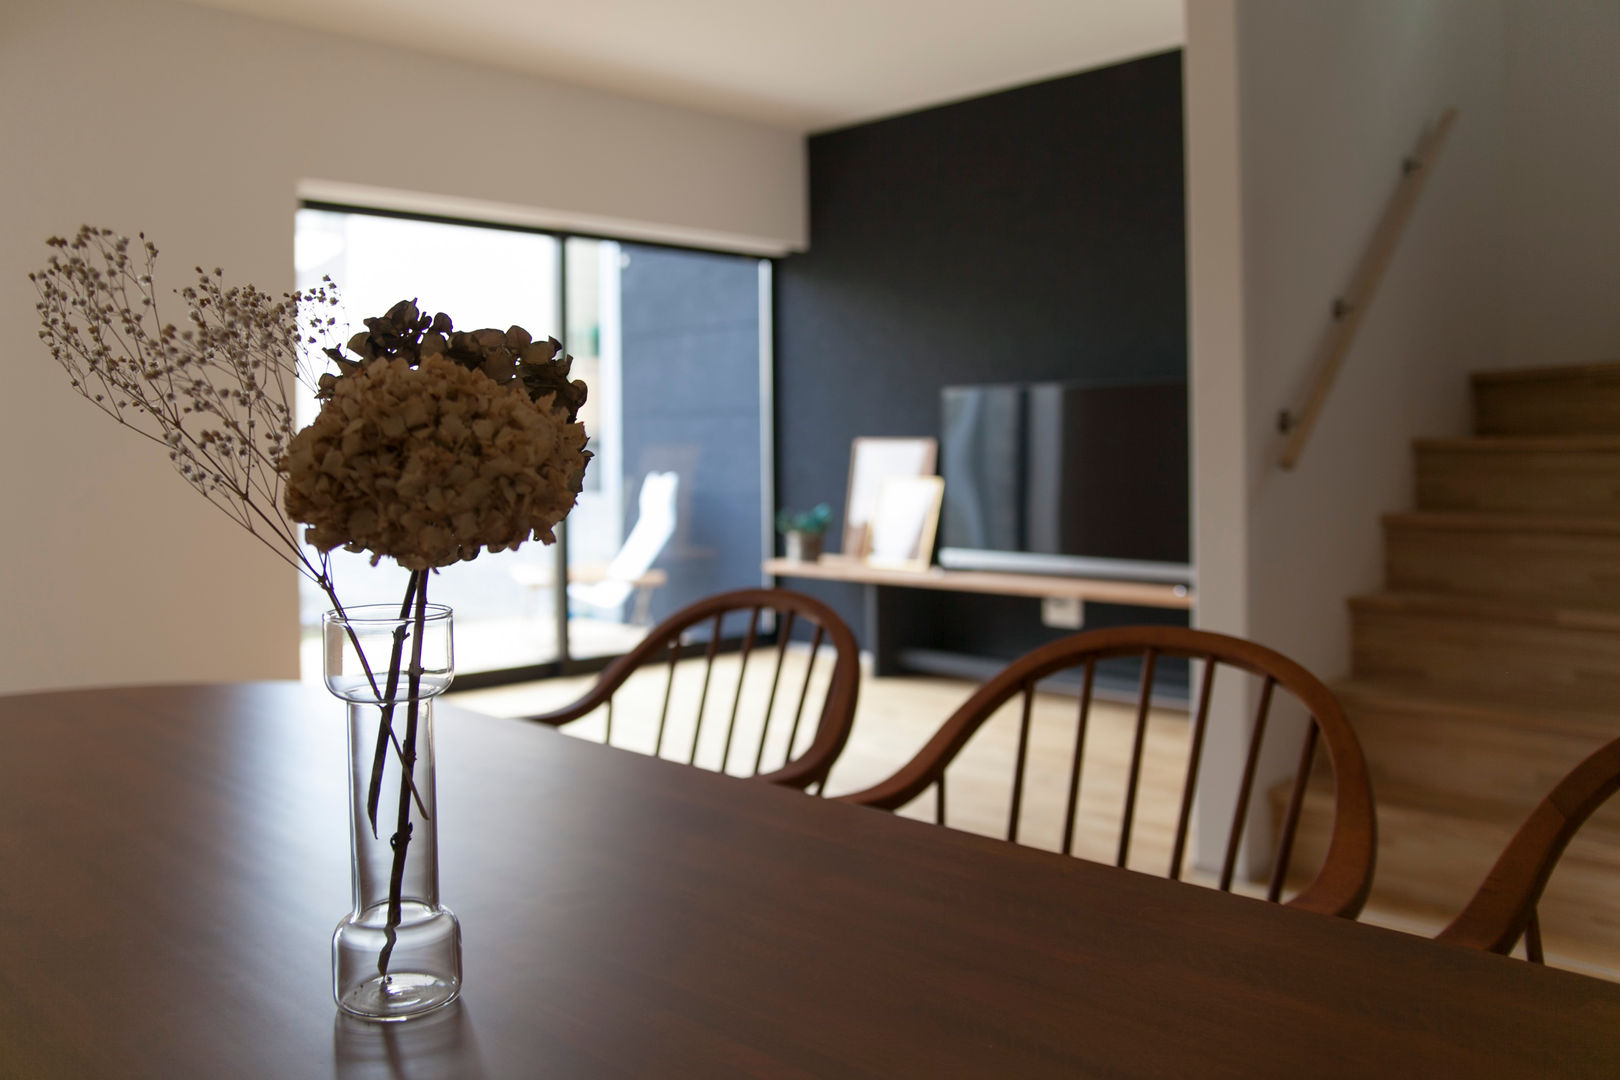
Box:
[1284,784,1620,875]
[1471,360,1620,386]
[1334,678,1619,740]
[1383,510,1620,536]
[1351,594,1620,712]
[1415,435,1620,453]
[1296,779,1517,830]
[1383,513,1620,611]
[1335,679,1616,809]
[1295,780,1620,848]
[1349,590,1620,631]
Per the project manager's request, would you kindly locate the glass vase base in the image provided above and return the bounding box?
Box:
[334,903,462,1022]
[337,972,460,1023]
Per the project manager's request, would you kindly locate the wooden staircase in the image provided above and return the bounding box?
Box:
[1292,361,1620,976]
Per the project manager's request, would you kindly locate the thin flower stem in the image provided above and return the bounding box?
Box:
[365,571,423,836]
[378,572,431,978]
[323,578,430,822]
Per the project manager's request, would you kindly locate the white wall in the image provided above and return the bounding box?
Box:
[0,0,804,695]
[1235,0,1507,683]
[1186,0,1509,870]
[1498,0,1620,369]
[1189,0,1620,873]
[1183,0,1259,872]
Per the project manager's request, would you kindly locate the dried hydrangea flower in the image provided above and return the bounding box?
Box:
[283,353,591,571]
[318,298,588,424]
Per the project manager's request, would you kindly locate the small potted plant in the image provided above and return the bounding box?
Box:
[775,503,832,562]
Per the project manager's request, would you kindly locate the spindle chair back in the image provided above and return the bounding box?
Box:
[524,588,859,792]
[840,626,1375,917]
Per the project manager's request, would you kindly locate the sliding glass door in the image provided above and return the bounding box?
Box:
[293,208,769,685]
[566,240,771,660]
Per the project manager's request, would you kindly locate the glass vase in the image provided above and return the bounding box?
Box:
[323,603,461,1022]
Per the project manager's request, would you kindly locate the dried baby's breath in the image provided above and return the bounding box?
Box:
[32,226,592,585]
[30,225,341,587]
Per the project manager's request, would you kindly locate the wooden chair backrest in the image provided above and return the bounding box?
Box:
[840,625,1375,917]
[1437,733,1620,961]
[525,588,860,792]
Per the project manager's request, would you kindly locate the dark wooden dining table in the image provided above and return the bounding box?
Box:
[1,682,1617,1078]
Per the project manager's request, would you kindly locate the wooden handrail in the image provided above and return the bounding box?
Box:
[1275,108,1458,470]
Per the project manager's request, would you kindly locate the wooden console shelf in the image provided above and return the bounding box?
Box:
[766,555,1194,694]
[763,557,1193,610]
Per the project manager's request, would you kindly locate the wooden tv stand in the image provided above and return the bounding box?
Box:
[763,555,1194,683]
[764,556,1191,608]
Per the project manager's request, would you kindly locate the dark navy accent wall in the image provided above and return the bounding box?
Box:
[775,50,1189,672]
[619,243,763,624]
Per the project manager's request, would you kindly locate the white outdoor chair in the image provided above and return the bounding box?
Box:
[511,471,679,626]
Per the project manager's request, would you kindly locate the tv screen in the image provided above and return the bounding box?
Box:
[939,380,1189,579]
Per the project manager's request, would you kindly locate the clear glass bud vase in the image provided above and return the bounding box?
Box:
[323,603,461,1022]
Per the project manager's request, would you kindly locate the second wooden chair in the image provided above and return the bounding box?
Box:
[1436,732,1620,963]
[840,625,1376,917]
[524,587,860,793]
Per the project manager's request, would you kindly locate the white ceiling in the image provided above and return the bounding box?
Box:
[178,0,1183,131]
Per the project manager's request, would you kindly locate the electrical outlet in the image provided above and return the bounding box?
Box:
[1041,596,1084,630]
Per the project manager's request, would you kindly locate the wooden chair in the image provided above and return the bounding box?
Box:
[523,588,860,792]
[839,625,1376,918]
[1436,734,1620,962]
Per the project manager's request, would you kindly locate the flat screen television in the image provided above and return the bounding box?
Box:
[938,380,1191,584]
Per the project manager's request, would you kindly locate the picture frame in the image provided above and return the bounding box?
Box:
[865,475,945,572]
[842,437,938,558]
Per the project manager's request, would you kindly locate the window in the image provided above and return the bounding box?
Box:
[295,206,771,686]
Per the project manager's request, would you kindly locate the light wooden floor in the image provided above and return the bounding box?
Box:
[449,650,1606,978]
[452,646,1199,876]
